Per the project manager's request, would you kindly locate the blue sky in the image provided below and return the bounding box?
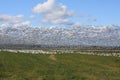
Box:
[0,0,120,46]
[0,0,120,26]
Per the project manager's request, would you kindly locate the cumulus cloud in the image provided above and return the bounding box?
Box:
[88,18,97,22]
[0,24,120,46]
[29,15,35,19]
[33,0,55,14]
[0,14,23,24]
[0,14,31,28]
[13,21,31,28]
[32,0,74,25]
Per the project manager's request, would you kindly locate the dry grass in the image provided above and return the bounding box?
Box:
[49,54,57,61]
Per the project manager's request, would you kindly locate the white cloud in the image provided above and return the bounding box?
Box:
[32,0,74,25]
[0,14,31,28]
[71,22,82,27]
[13,21,31,28]
[29,15,35,19]
[33,0,55,14]
[0,14,24,24]
[88,18,97,22]
[0,24,120,46]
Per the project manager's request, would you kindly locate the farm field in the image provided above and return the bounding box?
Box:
[0,51,120,80]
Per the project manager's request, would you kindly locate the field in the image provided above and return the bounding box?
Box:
[0,51,120,80]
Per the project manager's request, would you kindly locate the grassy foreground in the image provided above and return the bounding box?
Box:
[0,51,120,80]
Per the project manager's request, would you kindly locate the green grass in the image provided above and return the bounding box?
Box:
[0,51,120,80]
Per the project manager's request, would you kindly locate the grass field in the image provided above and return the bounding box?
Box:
[0,51,120,80]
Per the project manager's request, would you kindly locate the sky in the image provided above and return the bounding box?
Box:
[0,0,120,27]
[0,0,120,46]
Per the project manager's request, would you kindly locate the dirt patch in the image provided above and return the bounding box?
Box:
[49,54,57,61]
